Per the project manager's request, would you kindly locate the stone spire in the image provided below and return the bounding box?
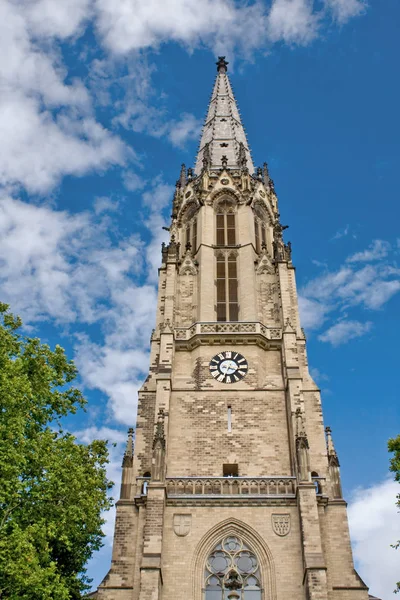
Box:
[194,56,254,175]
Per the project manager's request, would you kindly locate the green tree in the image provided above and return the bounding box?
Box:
[0,303,112,599]
[389,434,400,594]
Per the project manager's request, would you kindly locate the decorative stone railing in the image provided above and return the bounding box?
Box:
[165,476,296,498]
[135,476,325,499]
[174,322,282,342]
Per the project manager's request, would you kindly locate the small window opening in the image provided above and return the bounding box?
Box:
[223,464,238,477]
[311,471,322,494]
[142,471,151,495]
[227,406,232,433]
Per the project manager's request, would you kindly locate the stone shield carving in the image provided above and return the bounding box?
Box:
[173,514,192,537]
[272,514,291,537]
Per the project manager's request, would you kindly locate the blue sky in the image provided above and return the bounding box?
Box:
[0,0,399,597]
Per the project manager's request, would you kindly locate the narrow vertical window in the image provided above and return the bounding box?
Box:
[216,213,225,245]
[228,255,238,321]
[216,253,238,322]
[183,203,199,254]
[253,205,268,254]
[227,213,236,245]
[216,254,226,322]
[216,200,236,246]
[254,218,260,253]
[227,406,232,432]
[192,219,197,252]
[186,223,191,248]
[261,223,266,248]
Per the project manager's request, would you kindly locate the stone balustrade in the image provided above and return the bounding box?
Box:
[135,476,326,499]
[165,476,296,498]
[174,321,282,342]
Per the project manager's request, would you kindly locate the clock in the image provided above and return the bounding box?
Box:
[209,351,248,384]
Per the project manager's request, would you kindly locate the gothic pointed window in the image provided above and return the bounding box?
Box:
[204,536,262,600]
[184,203,199,253]
[216,200,236,246]
[216,251,238,322]
[253,205,268,254]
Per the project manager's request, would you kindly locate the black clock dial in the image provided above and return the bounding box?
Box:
[209,351,248,384]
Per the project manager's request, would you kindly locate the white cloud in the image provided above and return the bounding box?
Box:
[0,0,128,194]
[348,478,400,599]
[0,0,369,196]
[0,194,159,423]
[331,224,349,240]
[0,195,144,324]
[347,240,391,263]
[324,0,367,24]
[75,341,151,424]
[94,0,266,55]
[168,113,202,149]
[123,171,146,192]
[310,367,330,383]
[142,180,173,282]
[267,0,319,44]
[0,93,127,193]
[362,280,400,310]
[300,243,400,337]
[298,295,328,330]
[94,196,120,215]
[318,319,372,346]
[24,0,92,40]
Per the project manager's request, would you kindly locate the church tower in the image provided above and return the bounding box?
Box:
[96,57,371,600]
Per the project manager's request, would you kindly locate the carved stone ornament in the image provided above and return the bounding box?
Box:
[179,252,197,276]
[185,190,192,198]
[272,513,291,537]
[173,514,192,537]
[259,190,265,198]
[221,178,229,185]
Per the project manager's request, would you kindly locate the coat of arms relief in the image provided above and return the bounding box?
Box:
[271,514,291,536]
[173,514,192,537]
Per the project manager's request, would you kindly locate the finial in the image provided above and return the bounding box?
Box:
[216,56,229,73]
[153,409,166,449]
[263,162,270,185]
[325,426,337,457]
[122,427,134,467]
[179,163,187,187]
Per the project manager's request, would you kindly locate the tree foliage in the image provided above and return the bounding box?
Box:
[388,434,400,594]
[0,303,112,599]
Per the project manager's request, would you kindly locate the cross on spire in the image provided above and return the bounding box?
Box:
[216,56,229,73]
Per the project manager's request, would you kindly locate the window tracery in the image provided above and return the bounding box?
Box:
[216,250,238,322]
[215,199,236,246]
[253,204,268,254]
[183,203,199,252]
[204,536,262,599]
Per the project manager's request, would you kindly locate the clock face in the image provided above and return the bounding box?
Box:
[209,351,248,384]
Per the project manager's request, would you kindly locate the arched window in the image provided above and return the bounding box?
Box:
[253,205,267,254]
[184,203,199,252]
[216,252,238,322]
[204,536,262,600]
[216,200,236,246]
